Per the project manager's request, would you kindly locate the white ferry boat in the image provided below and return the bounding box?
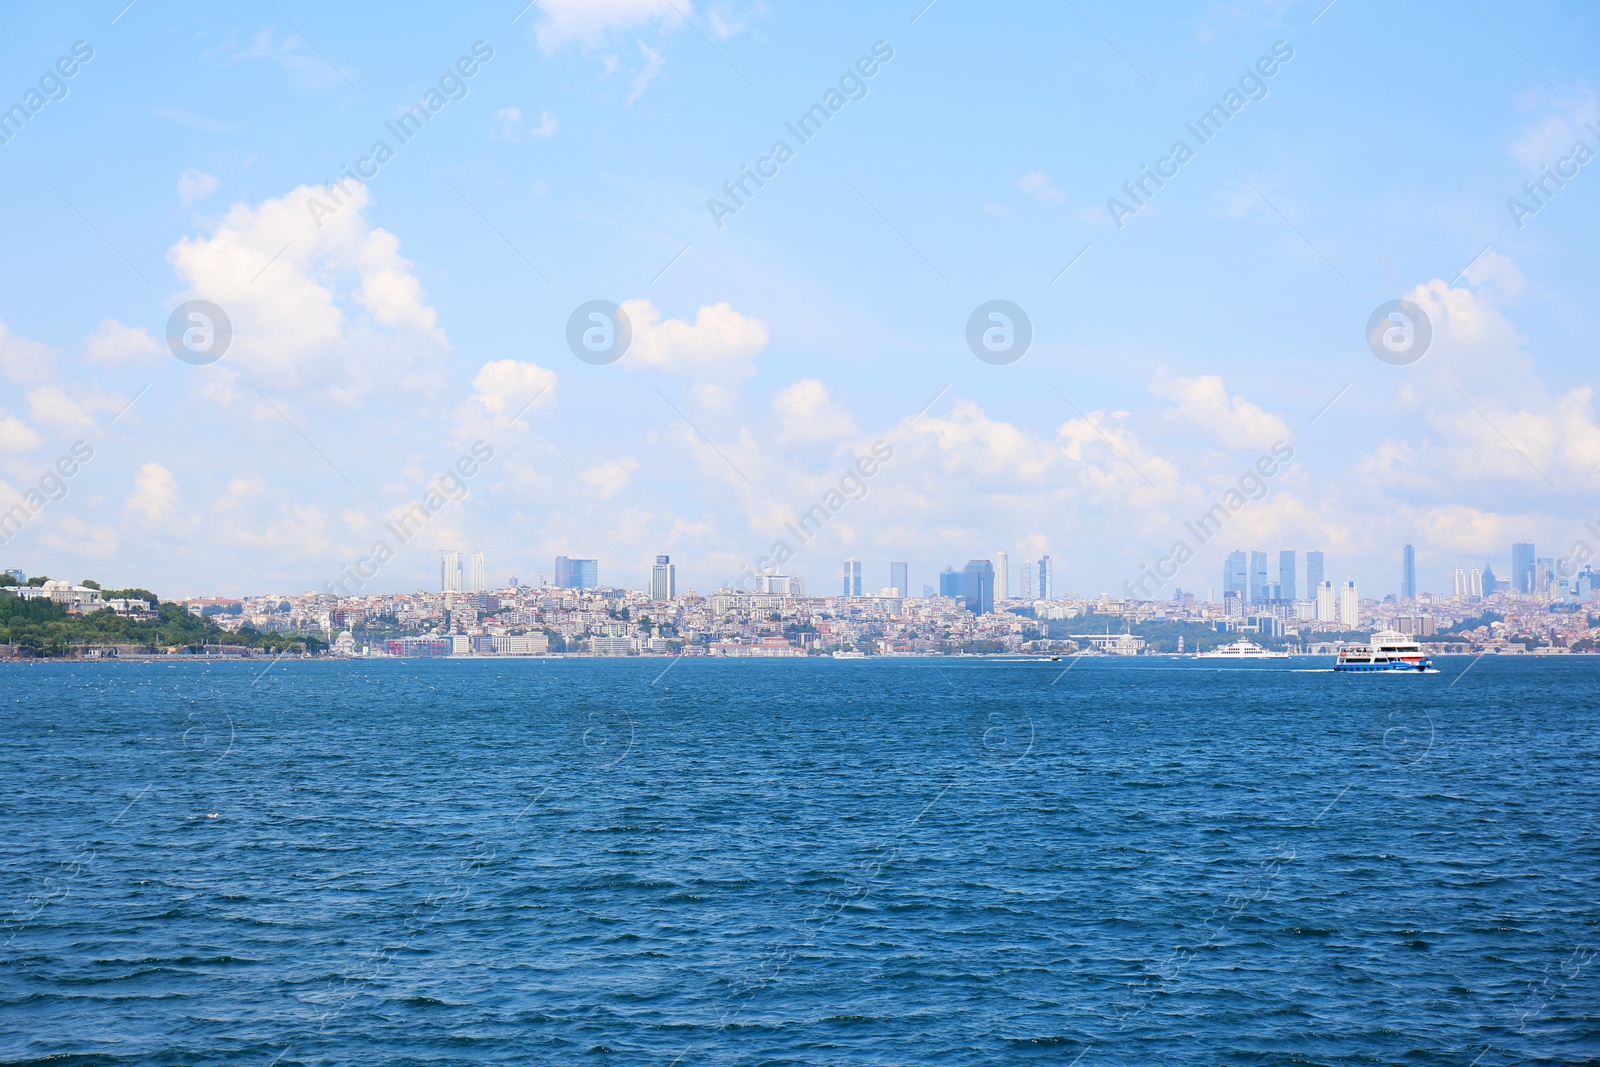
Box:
[1335,630,1435,673]
[1196,638,1290,659]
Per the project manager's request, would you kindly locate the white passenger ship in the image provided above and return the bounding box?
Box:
[1334,630,1435,673]
[1196,638,1290,659]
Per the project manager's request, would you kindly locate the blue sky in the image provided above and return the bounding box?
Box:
[0,0,1597,599]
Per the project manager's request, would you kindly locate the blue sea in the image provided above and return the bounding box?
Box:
[1,656,1596,1065]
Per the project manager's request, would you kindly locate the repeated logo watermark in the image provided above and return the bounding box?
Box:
[1122,440,1294,600]
[322,442,494,596]
[728,440,895,592]
[965,300,1032,365]
[0,40,94,148]
[306,41,495,228]
[565,300,631,365]
[0,440,94,547]
[166,299,232,365]
[1507,121,1600,230]
[1365,298,1431,366]
[1105,41,1295,229]
[707,41,895,229]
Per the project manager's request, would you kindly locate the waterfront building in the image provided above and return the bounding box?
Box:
[1315,580,1337,622]
[651,555,676,601]
[842,558,863,597]
[1339,580,1359,628]
[1250,551,1269,603]
[962,560,995,615]
[938,567,962,598]
[556,556,598,589]
[1306,551,1325,594]
[890,562,908,598]
[1513,542,1536,594]
[1224,551,1247,598]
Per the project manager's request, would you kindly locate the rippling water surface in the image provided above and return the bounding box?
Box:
[2,656,1596,1065]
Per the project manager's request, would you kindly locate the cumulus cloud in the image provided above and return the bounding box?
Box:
[1151,371,1291,451]
[26,385,126,435]
[166,182,449,400]
[773,379,858,444]
[627,41,666,105]
[532,0,686,51]
[178,168,219,205]
[621,299,768,376]
[84,320,161,368]
[1019,171,1066,204]
[581,457,639,499]
[124,463,182,527]
[0,413,40,453]
[0,320,56,386]
[469,359,558,425]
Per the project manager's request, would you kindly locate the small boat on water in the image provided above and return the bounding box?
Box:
[1335,630,1435,673]
[1196,638,1290,660]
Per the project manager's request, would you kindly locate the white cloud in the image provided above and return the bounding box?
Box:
[469,359,558,425]
[167,183,450,400]
[494,106,560,143]
[84,320,161,368]
[1151,371,1291,451]
[26,385,125,435]
[581,457,639,499]
[773,379,857,444]
[1019,170,1066,204]
[40,517,119,558]
[627,41,666,105]
[124,462,182,527]
[533,0,686,51]
[0,413,40,453]
[0,319,56,386]
[178,168,219,206]
[621,299,768,376]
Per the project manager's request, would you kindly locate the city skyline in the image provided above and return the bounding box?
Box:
[0,3,1596,602]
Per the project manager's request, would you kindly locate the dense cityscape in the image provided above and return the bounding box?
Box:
[6,538,1597,658]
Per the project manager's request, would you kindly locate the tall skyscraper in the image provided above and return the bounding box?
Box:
[1315,579,1337,622]
[440,550,463,592]
[1536,557,1555,596]
[469,551,487,593]
[650,555,676,601]
[1512,542,1536,594]
[1020,559,1034,599]
[1249,550,1269,602]
[1278,550,1296,602]
[995,550,1009,601]
[938,566,962,598]
[842,558,862,597]
[962,559,995,615]
[1339,580,1360,628]
[1306,551,1325,594]
[1453,568,1467,597]
[1482,564,1499,594]
[555,556,598,589]
[1223,551,1247,597]
[1401,544,1417,599]
[1037,556,1053,601]
[889,562,908,598]
[1470,568,1483,598]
